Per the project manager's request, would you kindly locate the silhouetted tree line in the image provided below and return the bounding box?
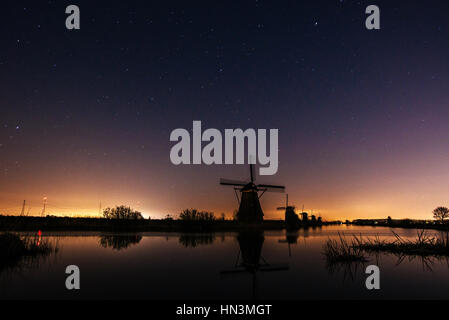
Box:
[179,208,215,221]
[353,206,449,228]
[102,205,144,220]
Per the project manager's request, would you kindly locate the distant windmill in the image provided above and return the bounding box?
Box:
[301,204,308,222]
[220,164,285,222]
[277,194,299,224]
[310,209,316,223]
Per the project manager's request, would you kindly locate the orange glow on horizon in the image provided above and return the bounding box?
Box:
[0,198,441,222]
[1,148,449,222]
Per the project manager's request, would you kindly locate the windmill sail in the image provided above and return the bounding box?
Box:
[219,178,247,186]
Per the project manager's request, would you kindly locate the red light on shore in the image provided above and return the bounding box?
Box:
[38,230,42,236]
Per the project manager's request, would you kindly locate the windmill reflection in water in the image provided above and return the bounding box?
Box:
[220,231,289,299]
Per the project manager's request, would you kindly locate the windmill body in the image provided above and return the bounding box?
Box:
[277,194,300,225]
[220,164,284,222]
[285,207,298,224]
[237,184,264,221]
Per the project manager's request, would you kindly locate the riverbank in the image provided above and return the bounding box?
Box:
[2,216,449,232]
[0,215,331,232]
[350,219,449,231]
[323,230,449,264]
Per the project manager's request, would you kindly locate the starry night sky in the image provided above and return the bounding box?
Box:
[1,0,449,220]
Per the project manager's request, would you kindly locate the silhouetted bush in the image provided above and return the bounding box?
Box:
[102,205,143,220]
[179,208,215,221]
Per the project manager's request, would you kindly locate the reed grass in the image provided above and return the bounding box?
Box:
[323,233,367,263]
[0,232,57,272]
[323,230,449,268]
[353,230,449,257]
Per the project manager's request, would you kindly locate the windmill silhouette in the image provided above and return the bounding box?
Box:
[220,231,289,299]
[220,164,285,222]
[276,194,300,225]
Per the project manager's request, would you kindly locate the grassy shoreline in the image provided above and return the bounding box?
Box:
[0,232,58,274]
[353,230,449,257]
[323,230,449,266]
[3,216,448,233]
[350,219,449,231]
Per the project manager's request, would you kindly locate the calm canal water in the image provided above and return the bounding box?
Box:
[1,225,449,299]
